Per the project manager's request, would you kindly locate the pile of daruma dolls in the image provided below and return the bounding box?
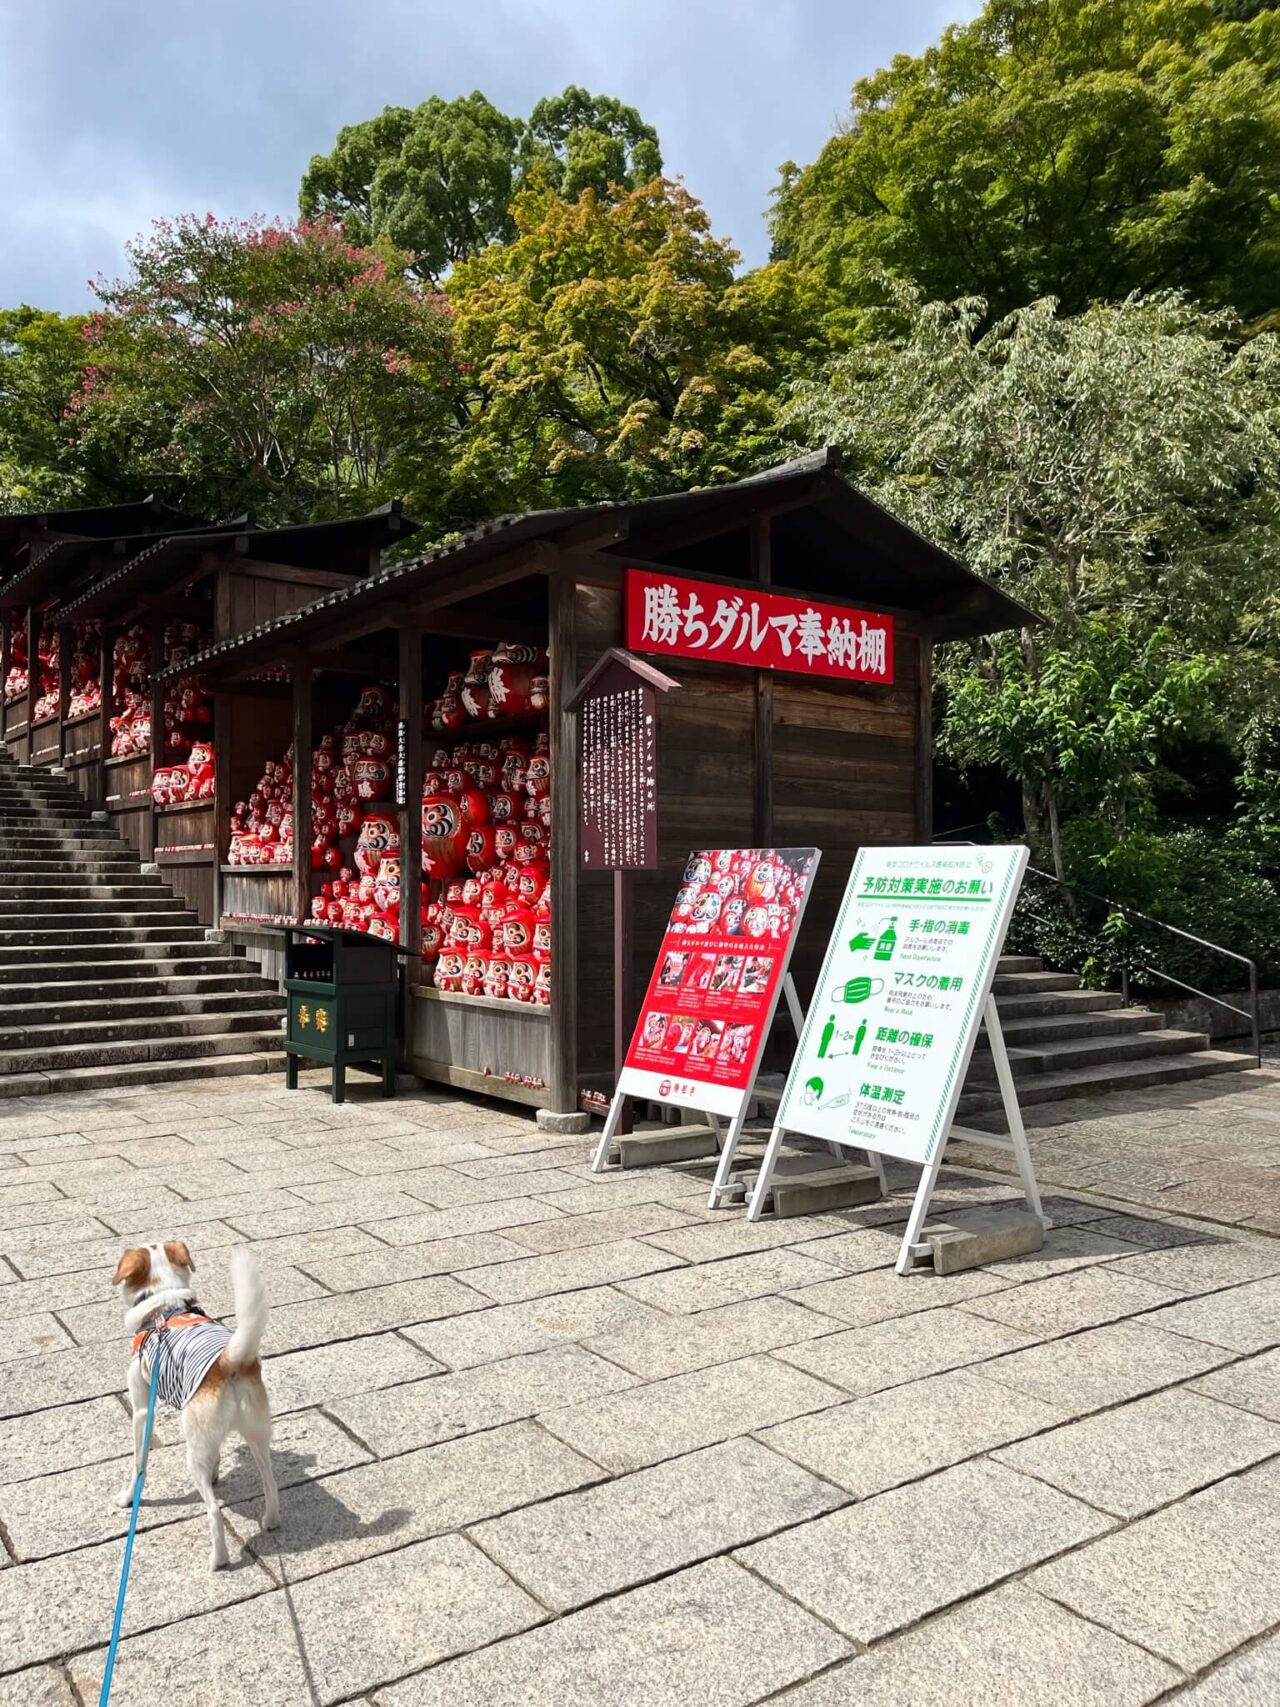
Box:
[3,625,59,719]
[424,643,552,1005]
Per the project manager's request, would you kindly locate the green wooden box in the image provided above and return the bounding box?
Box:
[275,926,411,1104]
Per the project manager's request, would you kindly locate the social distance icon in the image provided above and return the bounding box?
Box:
[829,974,884,1004]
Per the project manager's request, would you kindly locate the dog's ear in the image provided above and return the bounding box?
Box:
[163,1240,195,1274]
[112,1247,151,1290]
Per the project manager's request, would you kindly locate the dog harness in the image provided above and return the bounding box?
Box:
[131,1299,232,1410]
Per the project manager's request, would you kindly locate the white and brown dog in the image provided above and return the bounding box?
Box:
[112,1240,279,1569]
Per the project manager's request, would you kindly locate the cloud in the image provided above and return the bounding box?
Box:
[0,0,980,311]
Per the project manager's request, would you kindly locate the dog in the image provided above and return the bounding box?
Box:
[112,1240,279,1569]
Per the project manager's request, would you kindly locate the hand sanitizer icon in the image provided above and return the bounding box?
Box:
[874,916,897,963]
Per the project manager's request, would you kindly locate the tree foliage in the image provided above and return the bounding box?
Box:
[0,307,127,510]
[300,86,661,284]
[771,0,1280,320]
[73,215,460,523]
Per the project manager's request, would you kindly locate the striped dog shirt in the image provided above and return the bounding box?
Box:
[133,1302,232,1410]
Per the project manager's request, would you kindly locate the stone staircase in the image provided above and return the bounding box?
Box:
[0,755,285,1096]
[958,954,1257,1115]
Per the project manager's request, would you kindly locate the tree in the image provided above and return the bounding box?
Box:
[771,0,1280,320]
[521,86,661,201]
[0,307,129,510]
[74,215,461,524]
[443,177,806,514]
[786,287,1280,874]
[300,86,662,285]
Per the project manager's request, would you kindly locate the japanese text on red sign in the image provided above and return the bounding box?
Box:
[624,567,894,685]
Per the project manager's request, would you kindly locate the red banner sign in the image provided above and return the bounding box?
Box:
[625,568,894,684]
[618,847,819,1117]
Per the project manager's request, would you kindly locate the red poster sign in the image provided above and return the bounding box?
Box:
[625,567,894,684]
[619,847,820,1117]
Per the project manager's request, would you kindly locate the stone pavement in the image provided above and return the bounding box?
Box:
[0,1069,1278,1706]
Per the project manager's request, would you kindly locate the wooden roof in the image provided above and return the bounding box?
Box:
[160,451,1036,685]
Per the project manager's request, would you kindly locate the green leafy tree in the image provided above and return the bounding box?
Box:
[520,86,661,201]
[0,307,130,509]
[301,87,662,285]
[771,0,1280,320]
[75,214,460,524]
[443,177,808,513]
[786,287,1280,875]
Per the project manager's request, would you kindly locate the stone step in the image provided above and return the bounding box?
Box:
[968,1027,1210,1082]
[990,970,1081,996]
[994,1006,1162,1045]
[0,989,284,1029]
[0,1050,286,1098]
[990,988,1127,1020]
[2,861,146,876]
[995,955,1044,973]
[0,1009,285,1052]
[0,925,206,948]
[957,1048,1258,1115]
[0,1026,285,1076]
[0,884,168,900]
[0,946,239,974]
[0,972,277,1004]
[0,898,193,916]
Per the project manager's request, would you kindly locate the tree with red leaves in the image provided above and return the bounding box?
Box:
[74,214,461,523]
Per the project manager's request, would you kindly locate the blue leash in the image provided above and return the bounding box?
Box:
[100,1327,164,1707]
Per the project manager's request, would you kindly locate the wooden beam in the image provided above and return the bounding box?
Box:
[97,625,117,805]
[147,614,165,783]
[211,691,230,924]
[56,623,71,763]
[547,573,578,1114]
[25,604,38,763]
[213,567,234,641]
[397,627,424,1048]
[290,665,313,925]
[916,629,934,840]
[555,515,630,551]
[752,514,774,847]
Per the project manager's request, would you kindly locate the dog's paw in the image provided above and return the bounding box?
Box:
[114,1483,136,1510]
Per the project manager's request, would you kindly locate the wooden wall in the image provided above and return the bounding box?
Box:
[571,577,926,1083]
[3,693,28,762]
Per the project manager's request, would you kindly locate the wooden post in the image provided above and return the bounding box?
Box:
[25,605,39,764]
[147,613,165,778]
[548,570,578,1114]
[916,629,934,841]
[57,623,72,763]
[0,610,10,759]
[397,626,424,1062]
[212,690,230,926]
[613,868,635,1135]
[752,514,774,846]
[97,625,116,807]
[290,663,313,925]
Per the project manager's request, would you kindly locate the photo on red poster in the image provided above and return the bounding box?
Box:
[619,847,820,1117]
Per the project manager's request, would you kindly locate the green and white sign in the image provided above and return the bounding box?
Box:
[776,844,1029,1167]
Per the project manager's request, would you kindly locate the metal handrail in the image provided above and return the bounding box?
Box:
[933,836,1262,1064]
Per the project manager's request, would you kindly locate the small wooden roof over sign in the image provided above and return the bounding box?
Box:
[566,648,681,711]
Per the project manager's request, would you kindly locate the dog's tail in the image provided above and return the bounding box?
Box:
[225,1246,268,1370]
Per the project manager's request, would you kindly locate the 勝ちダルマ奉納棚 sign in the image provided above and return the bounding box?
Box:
[624,568,894,685]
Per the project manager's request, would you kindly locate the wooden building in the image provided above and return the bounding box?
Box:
[0,503,416,925]
[160,450,1030,1117]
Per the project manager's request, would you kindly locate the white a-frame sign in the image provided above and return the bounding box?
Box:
[748,843,1049,1273]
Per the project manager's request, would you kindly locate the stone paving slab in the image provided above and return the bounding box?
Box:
[758,1366,1067,1497]
[1192,1347,1280,1420]
[739,1456,1113,1643]
[0,1408,366,1561]
[973,1318,1232,1413]
[262,1332,444,1414]
[543,1353,846,1474]
[375,1557,851,1707]
[1030,1473,1280,1671]
[995,1386,1280,1517]
[957,1263,1174,1338]
[458,1237,685,1305]
[784,1262,1013,1328]
[500,1201,701,1252]
[330,1344,638,1457]
[248,1420,600,1583]
[71,1534,543,1706]
[402,1285,665,1371]
[1173,1632,1280,1702]
[585,1295,839,1381]
[771,1302,1035,1396]
[472,1437,845,1611]
[0,1668,75,1705]
[616,1248,846,1315]
[777,1583,1179,1706]
[0,1395,128,1483]
[1133,1274,1280,1354]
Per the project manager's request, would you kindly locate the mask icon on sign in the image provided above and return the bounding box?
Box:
[830,975,884,1005]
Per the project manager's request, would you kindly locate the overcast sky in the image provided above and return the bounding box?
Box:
[0,0,981,313]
